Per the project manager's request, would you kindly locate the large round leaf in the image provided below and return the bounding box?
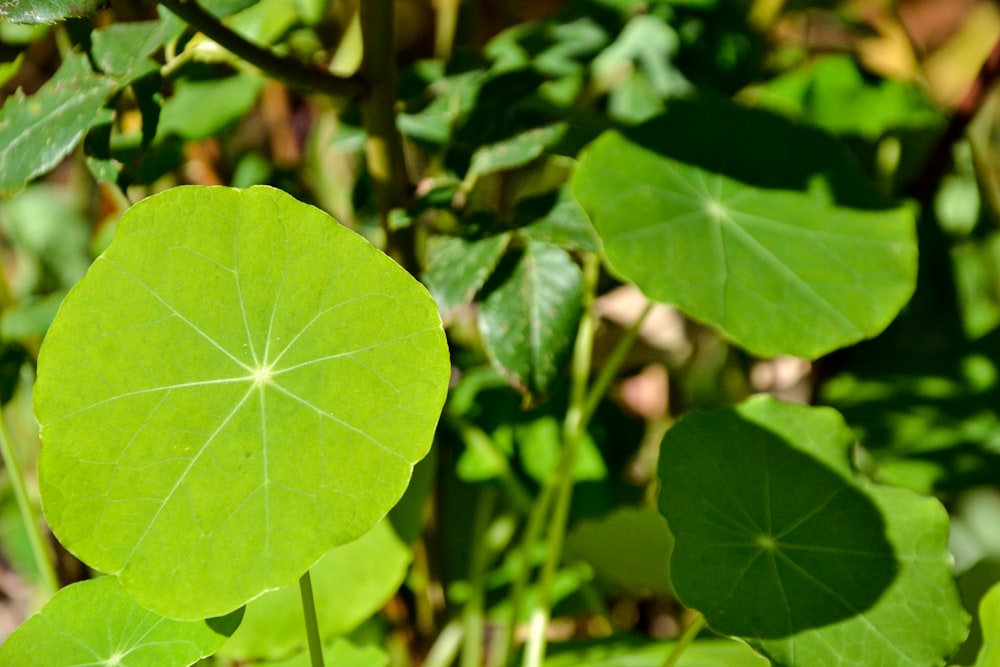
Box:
[658,396,969,666]
[0,576,241,666]
[572,98,917,359]
[35,185,450,620]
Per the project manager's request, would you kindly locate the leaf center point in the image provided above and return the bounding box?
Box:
[251,364,274,386]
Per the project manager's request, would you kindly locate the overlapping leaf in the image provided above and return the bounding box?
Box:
[658,396,969,666]
[35,185,450,620]
[572,98,917,359]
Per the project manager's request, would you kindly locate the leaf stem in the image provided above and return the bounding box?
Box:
[154,0,366,97]
[522,252,601,667]
[661,612,707,667]
[359,0,414,268]
[0,405,58,598]
[299,570,325,667]
[461,485,497,667]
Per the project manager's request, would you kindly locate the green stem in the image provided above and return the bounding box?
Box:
[359,0,413,268]
[424,619,465,667]
[0,407,58,598]
[581,300,654,427]
[461,486,497,667]
[299,570,325,667]
[433,0,462,61]
[661,612,707,667]
[155,0,366,97]
[522,253,601,667]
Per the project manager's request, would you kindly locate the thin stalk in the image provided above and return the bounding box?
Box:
[581,300,654,427]
[522,253,601,667]
[155,0,366,97]
[461,486,498,667]
[359,0,413,268]
[433,0,462,61]
[299,570,325,667]
[0,408,58,598]
[424,619,465,667]
[661,612,707,667]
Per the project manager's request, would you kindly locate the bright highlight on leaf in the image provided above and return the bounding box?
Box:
[658,396,969,666]
[0,576,242,666]
[35,185,450,620]
[572,98,917,359]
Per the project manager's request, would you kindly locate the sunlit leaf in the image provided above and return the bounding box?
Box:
[35,185,450,620]
[573,99,917,359]
[658,395,969,666]
[0,577,242,666]
[0,0,104,23]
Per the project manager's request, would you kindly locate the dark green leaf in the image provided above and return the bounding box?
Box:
[658,396,969,666]
[514,187,600,251]
[572,98,917,358]
[157,72,265,140]
[469,122,568,177]
[0,0,104,24]
[91,20,180,83]
[423,233,510,323]
[478,242,583,395]
[0,52,117,196]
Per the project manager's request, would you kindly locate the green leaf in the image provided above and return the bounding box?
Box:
[0,0,104,23]
[218,519,410,660]
[422,233,510,323]
[514,187,601,252]
[975,582,1000,667]
[91,20,181,83]
[261,638,388,667]
[468,122,568,177]
[157,72,265,140]
[544,636,769,667]
[0,52,117,196]
[565,506,674,596]
[478,241,582,395]
[572,99,917,359]
[35,185,450,620]
[0,576,242,666]
[658,395,969,667]
[0,53,24,88]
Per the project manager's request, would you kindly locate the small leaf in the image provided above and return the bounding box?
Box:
[35,185,450,620]
[157,72,265,140]
[422,233,510,323]
[0,52,117,196]
[478,241,582,395]
[658,396,969,667]
[0,0,104,23]
[218,520,410,660]
[572,98,917,359]
[468,122,568,177]
[91,20,181,83]
[514,187,600,252]
[0,576,242,666]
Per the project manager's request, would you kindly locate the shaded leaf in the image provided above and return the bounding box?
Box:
[91,20,181,83]
[514,187,601,252]
[0,576,241,666]
[422,233,510,323]
[157,72,265,140]
[573,98,917,358]
[218,520,410,660]
[478,241,582,395]
[35,185,450,620]
[658,396,969,666]
[469,122,568,177]
[0,52,117,196]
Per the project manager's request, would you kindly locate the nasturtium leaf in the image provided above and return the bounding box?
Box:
[0,52,117,196]
[0,0,103,23]
[422,233,510,323]
[35,185,450,620]
[218,519,410,660]
[0,576,242,666]
[658,395,969,666]
[544,636,769,667]
[566,506,674,596]
[477,241,583,395]
[262,638,388,667]
[974,582,1000,667]
[572,98,917,359]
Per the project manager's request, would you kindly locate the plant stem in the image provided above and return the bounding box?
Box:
[461,485,497,667]
[359,0,414,268]
[0,406,58,598]
[661,612,707,667]
[522,252,601,667]
[155,0,366,97]
[433,0,462,61]
[299,570,325,667]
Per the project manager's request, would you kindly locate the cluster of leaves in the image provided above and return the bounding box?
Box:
[1,0,999,666]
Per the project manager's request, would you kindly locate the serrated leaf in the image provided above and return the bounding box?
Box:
[35,185,450,620]
[566,507,674,596]
[0,0,104,23]
[478,241,582,395]
[572,99,917,359]
[422,233,510,323]
[658,396,969,667]
[218,519,410,660]
[91,20,180,83]
[0,576,242,666]
[0,52,117,196]
[468,122,568,177]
